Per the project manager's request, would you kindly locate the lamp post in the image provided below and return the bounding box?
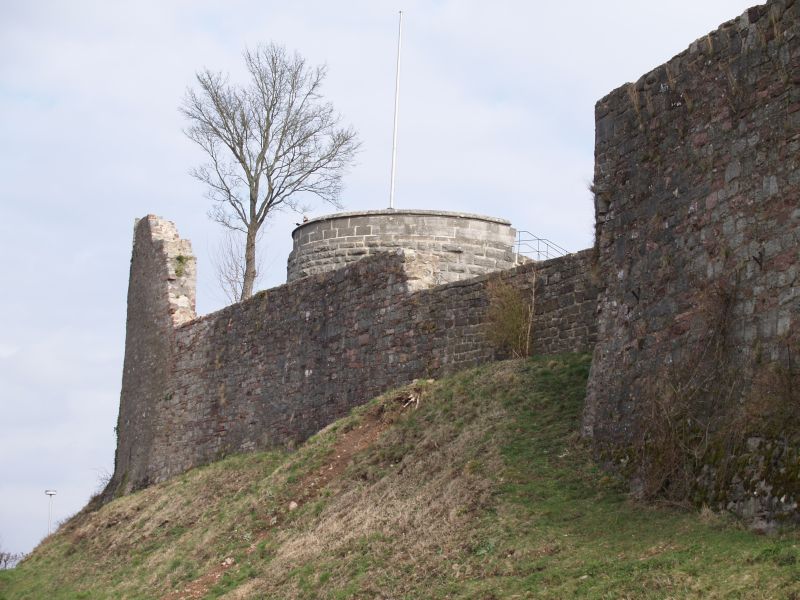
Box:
[45,489,56,535]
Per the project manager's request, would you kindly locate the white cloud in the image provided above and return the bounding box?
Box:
[0,344,19,360]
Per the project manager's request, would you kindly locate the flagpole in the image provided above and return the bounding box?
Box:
[389,10,403,209]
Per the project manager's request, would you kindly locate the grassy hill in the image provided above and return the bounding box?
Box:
[3,355,800,599]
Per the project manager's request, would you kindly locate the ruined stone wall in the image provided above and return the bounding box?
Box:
[287,210,517,283]
[109,216,196,496]
[585,0,800,523]
[108,217,597,495]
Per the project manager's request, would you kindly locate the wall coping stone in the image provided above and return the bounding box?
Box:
[292,209,512,235]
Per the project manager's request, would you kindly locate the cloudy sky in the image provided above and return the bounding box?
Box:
[0,0,760,554]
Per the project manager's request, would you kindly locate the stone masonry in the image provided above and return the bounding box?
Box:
[585,0,800,523]
[107,217,596,497]
[112,216,196,495]
[107,0,800,526]
[287,209,517,284]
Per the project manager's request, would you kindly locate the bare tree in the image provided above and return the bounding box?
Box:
[0,539,23,570]
[181,43,360,300]
[212,229,264,304]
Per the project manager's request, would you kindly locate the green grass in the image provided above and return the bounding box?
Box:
[3,355,800,598]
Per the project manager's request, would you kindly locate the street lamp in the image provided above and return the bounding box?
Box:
[45,489,57,535]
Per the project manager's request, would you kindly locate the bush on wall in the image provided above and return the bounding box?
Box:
[485,275,535,359]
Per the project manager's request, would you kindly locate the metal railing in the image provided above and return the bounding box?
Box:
[514,230,569,263]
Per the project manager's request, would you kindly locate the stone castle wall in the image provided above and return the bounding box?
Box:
[585,0,800,522]
[108,219,597,496]
[112,217,196,495]
[108,0,800,525]
[287,210,517,283]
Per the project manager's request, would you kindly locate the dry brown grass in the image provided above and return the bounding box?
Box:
[234,374,509,598]
[13,372,506,599]
[34,447,291,598]
[8,357,800,600]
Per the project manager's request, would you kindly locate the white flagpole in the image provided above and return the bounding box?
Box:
[389,10,403,209]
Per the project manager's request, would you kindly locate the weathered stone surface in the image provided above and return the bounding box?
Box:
[107,2,800,527]
[109,216,196,496]
[287,210,517,284]
[107,217,597,497]
[585,0,800,523]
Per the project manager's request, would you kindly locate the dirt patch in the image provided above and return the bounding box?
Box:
[161,557,237,600]
[254,380,505,597]
[161,387,423,600]
[297,403,393,499]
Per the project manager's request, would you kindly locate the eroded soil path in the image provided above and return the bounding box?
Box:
[162,388,422,600]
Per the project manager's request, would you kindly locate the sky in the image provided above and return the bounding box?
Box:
[0,0,761,555]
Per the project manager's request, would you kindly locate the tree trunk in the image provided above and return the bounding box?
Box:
[240,225,258,301]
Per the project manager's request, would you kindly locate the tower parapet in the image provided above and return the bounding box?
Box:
[287,209,517,283]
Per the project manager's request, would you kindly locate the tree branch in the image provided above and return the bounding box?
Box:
[181,42,360,300]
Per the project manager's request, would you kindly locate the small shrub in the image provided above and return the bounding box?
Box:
[174,255,189,277]
[485,276,535,359]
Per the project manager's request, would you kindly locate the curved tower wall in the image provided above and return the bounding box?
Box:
[287,209,517,283]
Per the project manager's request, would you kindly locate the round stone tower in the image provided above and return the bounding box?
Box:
[287,209,517,284]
